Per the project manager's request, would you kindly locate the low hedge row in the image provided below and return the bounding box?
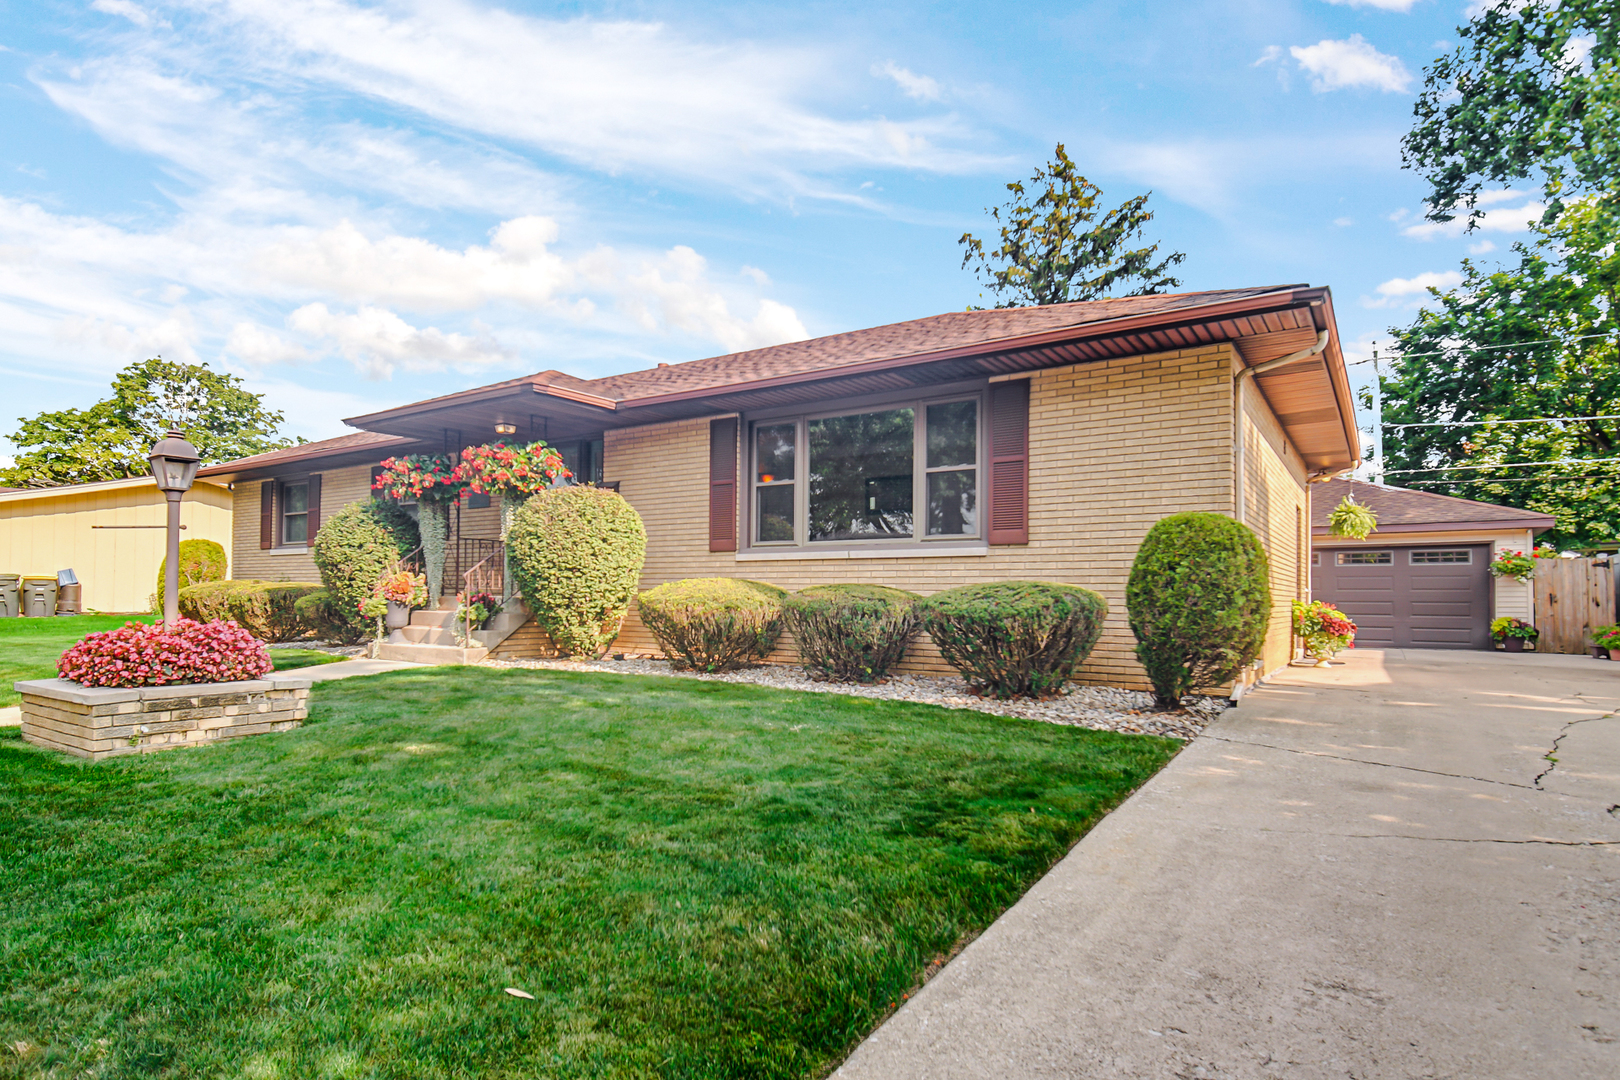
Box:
[176,580,326,642]
[638,578,1107,696]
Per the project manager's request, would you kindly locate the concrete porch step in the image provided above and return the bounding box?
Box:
[398,625,458,646]
[412,609,459,629]
[374,642,489,665]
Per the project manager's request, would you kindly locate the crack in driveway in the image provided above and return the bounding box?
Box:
[1533,711,1618,790]
[1203,735,1539,790]
[1339,834,1619,847]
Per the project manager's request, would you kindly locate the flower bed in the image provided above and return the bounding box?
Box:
[58,618,271,688]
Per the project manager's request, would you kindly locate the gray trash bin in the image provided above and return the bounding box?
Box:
[0,574,18,618]
[56,569,81,615]
[21,576,58,618]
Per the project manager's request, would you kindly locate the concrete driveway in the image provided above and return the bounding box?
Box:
[834,649,1620,1079]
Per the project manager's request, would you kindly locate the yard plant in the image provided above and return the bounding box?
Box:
[56,618,271,687]
[507,485,647,656]
[0,666,1176,1078]
[783,583,923,683]
[918,581,1108,698]
[639,577,786,672]
[177,580,324,642]
[310,503,412,642]
[1127,512,1271,706]
[151,538,227,609]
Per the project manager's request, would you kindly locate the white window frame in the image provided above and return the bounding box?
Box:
[280,478,310,547]
[743,388,987,553]
[1336,550,1393,566]
[1409,549,1473,564]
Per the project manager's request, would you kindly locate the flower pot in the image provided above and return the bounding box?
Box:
[1610,648,1620,662]
[385,600,412,630]
[1502,637,1525,653]
[1593,646,1609,660]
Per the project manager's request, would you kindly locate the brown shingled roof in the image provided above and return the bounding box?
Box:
[197,430,417,477]
[1312,478,1555,533]
[587,287,1298,402]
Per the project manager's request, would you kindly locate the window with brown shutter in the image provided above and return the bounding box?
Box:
[259,480,275,549]
[306,473,322,539]
[709,417,738,552]
[986,379,1030,545]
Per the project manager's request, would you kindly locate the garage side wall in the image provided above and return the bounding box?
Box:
[1239,370,1311,676]
[603,345,1239,690]
[0,482,233,614]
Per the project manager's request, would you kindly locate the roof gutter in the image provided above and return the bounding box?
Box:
[1234,329,1330,525]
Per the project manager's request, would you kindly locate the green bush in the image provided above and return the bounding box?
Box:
[368,499,421,558]
[638,578,787,672]
[311,503,403,640]
[508,486,647,657]
[153,538,228,611]
[918,581,1108,699]
[177,580,324,642]
[293,588,352,642]
[1126,512,1272,706]
[782,584,921,682]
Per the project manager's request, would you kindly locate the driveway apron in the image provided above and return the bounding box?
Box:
[834,649,1620,1079]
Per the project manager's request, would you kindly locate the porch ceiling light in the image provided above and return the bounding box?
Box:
[148,429,200,493]
[494,422,517,435]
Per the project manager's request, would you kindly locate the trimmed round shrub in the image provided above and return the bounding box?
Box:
[58,618,271,687]
[293,588,350,642]
[638,578,786,672]
[782,583,921,683]
[918,581,1108,699]
[311,503,403,640]
[368,499,422,558]
[153,538,228,611]
[1126,512,1271,707]
[178,580,324,642]
[508,486,647,657]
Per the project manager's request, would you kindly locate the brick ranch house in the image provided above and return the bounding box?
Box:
[198,285,1361,690]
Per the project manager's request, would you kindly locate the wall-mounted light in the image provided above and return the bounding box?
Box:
[494,422,517,436]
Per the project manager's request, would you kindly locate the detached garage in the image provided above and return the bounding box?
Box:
[1310,479,1554,651]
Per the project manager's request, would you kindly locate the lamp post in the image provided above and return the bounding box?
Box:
[149,429,200,629]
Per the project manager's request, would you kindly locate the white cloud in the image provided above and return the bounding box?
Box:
[873,60,943,102]
[1291,36,1412,93]
[90,0,154,27]
[1253,45,1283,67]
[286,304,514,380]
[1334,216,1355,227]
[1323,0,1419,11]
[1401,197,1545,238]
[1364,270,1464,308]
[225,322,309,367]
[1468,239,1497,255]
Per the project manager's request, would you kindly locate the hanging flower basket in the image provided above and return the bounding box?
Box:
[1293,599,1357,664]
[1488,549,1536,583]
[1327,495,1378,540]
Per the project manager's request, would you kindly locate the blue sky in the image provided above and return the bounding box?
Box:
[0,0,1540,461]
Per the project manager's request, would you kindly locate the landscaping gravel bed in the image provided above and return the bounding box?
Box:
[266,641,369,658]
[481,655,1227,740]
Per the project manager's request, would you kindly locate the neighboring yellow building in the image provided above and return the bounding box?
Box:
[0,477,234,614]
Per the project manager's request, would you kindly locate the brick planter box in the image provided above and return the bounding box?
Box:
[16,675,314,761]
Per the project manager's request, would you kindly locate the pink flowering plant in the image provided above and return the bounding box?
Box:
[373,453,467,505]
[57,619,272,688]
[455,441,569,501]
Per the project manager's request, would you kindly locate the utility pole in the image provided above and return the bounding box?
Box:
[1371,342,1384,484]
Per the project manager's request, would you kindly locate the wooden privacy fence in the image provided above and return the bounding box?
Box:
[1533,558,1616,654]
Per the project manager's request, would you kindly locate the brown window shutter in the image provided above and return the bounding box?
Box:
[708,417,738,552]
[987,380,1030,545]
[306,473,323,540]
[259,480,276,549]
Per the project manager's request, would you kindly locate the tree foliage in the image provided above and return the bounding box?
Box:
[3,357,292,487]
[1378,198,1620,548]
[959,143,1185,308]
[1403,0,1619,228]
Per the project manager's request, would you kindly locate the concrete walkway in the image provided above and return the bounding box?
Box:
[835,649,1620,1079]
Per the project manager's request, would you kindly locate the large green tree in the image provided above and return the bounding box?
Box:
[959,143,1185,308]
[3,357,292,487]
[1403,0,1619,227]
[1378,199,1620,549]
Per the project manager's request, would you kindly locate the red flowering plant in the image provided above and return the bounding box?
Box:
[1292,600,1357,661]
[455,440,570,538]
[1489,549,1536,582]
[377,571,428,607]
[372,453,467,504]
[57,619,272,688]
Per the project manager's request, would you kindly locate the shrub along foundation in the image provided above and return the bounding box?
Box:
[17,675,313,761]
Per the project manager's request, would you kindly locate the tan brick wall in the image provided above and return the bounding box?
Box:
[1239,373,1311,674]
[603,345,1299,690]
[230,464,374,583]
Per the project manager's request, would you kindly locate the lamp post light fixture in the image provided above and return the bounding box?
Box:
[149,429,200,629]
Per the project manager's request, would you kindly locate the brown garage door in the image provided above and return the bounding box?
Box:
[1311,544,1492,650]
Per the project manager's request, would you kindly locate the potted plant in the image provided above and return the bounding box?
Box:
[376,571,428,631]
[1489,549,1536,583]
[1593,624,1620,661]
[1491,616,1539,652]
[1292,599,1357,665]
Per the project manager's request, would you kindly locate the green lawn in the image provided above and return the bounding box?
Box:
[0,667,1178,1079]
[0,619,340,707]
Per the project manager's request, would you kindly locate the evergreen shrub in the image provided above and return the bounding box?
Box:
[782,583,921,682]
[1126,512,1271,706]
[368,500,421,558]
[177,580,324,641]
[152,539,228,612]
[508,486,647,657]
[918,581,1108,699]
[638,578,786,672]
[311,503,403,641]
[293,588,350,642]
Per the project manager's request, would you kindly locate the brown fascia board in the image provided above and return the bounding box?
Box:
[343,379,616,429]
[614,287,1323,411]
[1300,287,1362,467]
[1312,518,1554,536]
[198,438,424,480]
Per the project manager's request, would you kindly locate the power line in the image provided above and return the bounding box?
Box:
[1403,474,1613,486]
[1383,413,1620,430]
[1345,331,1619,365]
[1381,455,1620,475]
